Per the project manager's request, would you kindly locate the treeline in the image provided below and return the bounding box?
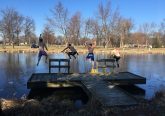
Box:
[0,8,36,48]
[0,1,164,48]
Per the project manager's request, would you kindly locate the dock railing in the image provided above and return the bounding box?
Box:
[49,59,70,73]
[97,58,116,68]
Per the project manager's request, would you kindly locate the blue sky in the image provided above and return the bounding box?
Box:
[0,0,164,36]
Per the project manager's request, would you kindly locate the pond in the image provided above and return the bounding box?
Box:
[0,52,165,100]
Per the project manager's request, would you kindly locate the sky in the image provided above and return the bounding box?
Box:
[0,0,164,36]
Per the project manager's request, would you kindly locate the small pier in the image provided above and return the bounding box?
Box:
[27,58,146,106]
[27,72,146,107]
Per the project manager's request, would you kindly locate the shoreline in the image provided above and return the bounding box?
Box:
[1,90,165,116]
[0,46,165,54]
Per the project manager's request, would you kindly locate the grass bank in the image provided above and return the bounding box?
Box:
[1,90,165,116]
[1,45,165,54]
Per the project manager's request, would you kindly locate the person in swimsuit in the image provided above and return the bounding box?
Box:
[85,41,96,61]
[111,47,120,67]
[37,34,48,66]
[61,43,78,59]
[85,40,97,73]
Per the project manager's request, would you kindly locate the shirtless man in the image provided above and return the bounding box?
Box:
[85,41,96,61]
[111,47,120,67]
[37,34,48,66]
[61,43,78,59]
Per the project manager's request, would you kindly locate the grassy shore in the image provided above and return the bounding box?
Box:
[1,90,165,116]
[1,45,165,54]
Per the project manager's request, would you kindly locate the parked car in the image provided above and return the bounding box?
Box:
[31,43,39,48]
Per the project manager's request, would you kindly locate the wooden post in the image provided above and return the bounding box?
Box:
[68,60,70,73]
[59,60,61,73]
[49,59,51,73]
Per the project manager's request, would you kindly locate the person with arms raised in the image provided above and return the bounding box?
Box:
[37,34,48,66]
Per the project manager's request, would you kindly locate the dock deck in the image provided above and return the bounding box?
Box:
[27,72,146,88]
[27,72,146,106]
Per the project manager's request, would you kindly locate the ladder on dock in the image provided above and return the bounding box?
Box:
[81,79,137,107]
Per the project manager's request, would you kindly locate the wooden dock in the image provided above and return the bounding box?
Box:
[27,72,146,107]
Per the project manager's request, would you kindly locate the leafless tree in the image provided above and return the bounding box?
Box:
[97,1,111,47]
[83,18,101,46]
[151,20,165,47]
[13,12,24,46]
[23,16,35,45]
[90,19,102,46]
[108,8,122,47]
[0,8,16,45]
[0,20,6,47]
[48,1,69,43]
[159,19,165,46]
[42,24,56,45]
[67,12,81,45]
[56,35,65,45]
[95,1,133,48]
[130,32,147,45]
[118,18,133,48]
[160,19,165,35]
[0,8,24,48]
[83,18,94,39]
[138,22,156,46]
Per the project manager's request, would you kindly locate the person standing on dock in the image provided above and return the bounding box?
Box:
[111,47,120,67]
[85,40,96,61]
[85,40,97,73]
[61,43,79,59]
[37,34,48,66]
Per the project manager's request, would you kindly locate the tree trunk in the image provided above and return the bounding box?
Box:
[120,33,124,48]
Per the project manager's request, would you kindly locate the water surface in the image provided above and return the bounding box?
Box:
[0,52,165,99]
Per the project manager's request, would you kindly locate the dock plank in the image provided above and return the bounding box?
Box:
[81,80,137,106]
[105,72,146,84]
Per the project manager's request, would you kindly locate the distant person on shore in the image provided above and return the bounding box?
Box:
[37,34,48,66]
[61,43,78,59]
[111,47,120,67]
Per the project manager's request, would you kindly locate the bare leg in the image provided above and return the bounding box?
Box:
[116,57,120,67]
[72,55,76,59]
[116,61,119,67]
[67,52,71,59]
[45,55,48,63]
[72,52,77,59]
[68,54,71,59]
[37,56,41,66]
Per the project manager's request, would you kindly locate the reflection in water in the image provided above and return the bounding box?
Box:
[28,87,88,108]
[119,54,165,99]
[0,53,165,100]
